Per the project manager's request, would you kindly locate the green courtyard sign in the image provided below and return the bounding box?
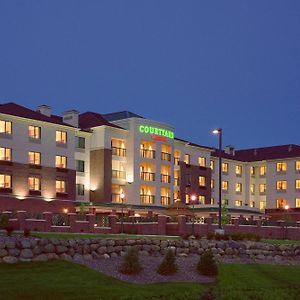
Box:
[139,125,174,139]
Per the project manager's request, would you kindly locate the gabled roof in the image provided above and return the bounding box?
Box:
[103,111,144,122]
[174,137,212,151]
[78,112,124,130]
[0,102,72,127]
[212,144,300,162]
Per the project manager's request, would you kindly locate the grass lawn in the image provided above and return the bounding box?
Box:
[1,261,300,300]
[262,238,300,245]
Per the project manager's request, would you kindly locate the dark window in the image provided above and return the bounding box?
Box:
[76,184,85,196]
[76,137,85,149]
[76,160,85,172]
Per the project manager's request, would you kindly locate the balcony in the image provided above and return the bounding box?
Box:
[140,149,156,159]
[112,170,126,180]
[161,174,171,183]
[140,194,155,204]
[161,196,170,205]
[112,147,126,157]
[161,152,171,162]
[140,172,155,181]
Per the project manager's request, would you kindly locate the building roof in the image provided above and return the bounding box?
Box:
[212,144,300,162]
[78,112,124,130]
[103,111,144,122]
[0,102,73,127]
[174,137,213,151]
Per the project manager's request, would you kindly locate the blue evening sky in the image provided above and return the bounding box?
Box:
[0,1,299,149]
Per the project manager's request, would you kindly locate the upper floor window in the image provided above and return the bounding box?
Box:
[276,162,287,172]
[76,183,85,196]
[28,176,41,191]
[260,166,267,176]
[0,147,11,161]
[235,183,242,193]
[259,183,266,194]
[235,200,243,207]
[76,160,85,172]
[56,155,67,169]
[296,198,300,208]
[295,161,300,171]
[222,180,228,191]
[76,137,85,149]
[276,199,287,209]
[250,184,255,194]
[28,126,41,139]
[198,157,206,167]
[235,165,242,175]
[250,166,255,176]
[56,180,66,193]
[211,179,214,189]
[0,120,12,135]
[56,131,67,144]
[199,195,205,204]
[276,180,287,190]
[222,162,228,173]
[198,176,206,187]
[210,160,214,171]
[0,174,11,188]
[184,154,190,165]
[296,180,300,190]
[28,151,41,165]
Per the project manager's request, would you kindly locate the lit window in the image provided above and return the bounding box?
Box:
[184,154,190,165]
[296,180,300,189]
[0,174,11,188]
[0,147,11,161]
[235,165,242,175]
[250,166,255,176]
[56,131,67,144]
[222,199,229,205]
[185,194,190,204]
[276,199,287,209]
[260,166,266,176]
[76,184,85,196]
[250,184,255,194]
[296,198,300,208]
[56,180,66,193]
[276,181,287,190]
[28,126,41,139]
[259,184,266,194]
[210,160,214,171]
[56,156,67,169]
[28,151,41,165]
[250,201,255,208]
[260,201,266,210]
[0,120,12,134]
[276,162,287,172]
[235,183,242,193]
[222,163,228,173]
[199,176,206,187]
[210,197,214,204]
[199,195,205,204]
[222,180,228,191]
[296,161,300,171]
[211,179,214,189]
[198,157,206,167]
[28,177,41,191]
[76,160,85,172]
[235,200,242,206]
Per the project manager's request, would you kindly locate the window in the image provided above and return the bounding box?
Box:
[260,166,266,176]
[0,120,12,134]
[210,160,214,171]
[56,131,67,144]
[211,179,214,189]
[76,160,85,172]
[296,161,300,171]
[296,180,300,190]
[0,174,11,188]
[250,184,255,194]
[28,151,41,165]
[250,166,255,176]
[222,199,229,205]
[222,180,228,191]
[185,174,191,186]
[76,137,85,149]
[56,180,66,193]
[28,177,41,191]
[210,197,215,205]
[184,154,190,165]
[260,201,266,210]
[276,162,287,172]
[235,165,242,175]
[198,195,205,204]
[276,199,287,209]
[259,184,266,194]
[185,194,190,204]
[235,200,242,207]
[198,157,206,167]
[222,162,228,173]
[0,147,11,161]
[296,198,300,208]
[235,183,242,193]
[28,126,41,139]
[76,184,84,196]
[276,180,287,190]
[199,176,206,187]
[56,156,67,169]
[250,201,255,208]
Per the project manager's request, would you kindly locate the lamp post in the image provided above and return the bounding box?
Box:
[120,192,125,234]
[212,128,223,232]
[191,194,196,236]
[284,204,289,240]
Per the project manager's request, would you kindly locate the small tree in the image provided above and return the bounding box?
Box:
[157,249,177,275]
[197,250,218,277]
[119,247,142,275]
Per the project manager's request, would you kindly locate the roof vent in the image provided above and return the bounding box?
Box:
[288,145,293,152]
[37,105,52,117]
[63,110,79,127]
[225,145,235,156]
[253,149,257,155]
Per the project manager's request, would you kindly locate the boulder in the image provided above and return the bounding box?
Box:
[73,254,83,261]
[83,254,93,260]
[33,254,48,262]
[110,252,118,258]
[21,239,32,249]
[5,240,16,249]
[8,248,20,257]
[103,253,110,259]
[20,249,33,259]
[32,246,42,255]
[3,256,18,264]
[43,243,55,253]
[0,249,8,258]
[56,245,68,254]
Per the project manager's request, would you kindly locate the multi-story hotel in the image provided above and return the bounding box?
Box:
[1,102,300,219]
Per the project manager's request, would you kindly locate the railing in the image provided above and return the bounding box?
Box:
[161,196,171,205]
[161,152,171,161]
[140,172,155,181]
[112,170,126,180]
[140,194,155,204]
[140,149,156,159]
[112,147,126,157]
[51,213,69,226]
[161,174,171,183]
[96,215,109,227]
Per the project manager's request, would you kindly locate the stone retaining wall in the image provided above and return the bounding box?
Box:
[0,236,300,264]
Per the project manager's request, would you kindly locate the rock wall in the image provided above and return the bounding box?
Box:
[0,236,300,264]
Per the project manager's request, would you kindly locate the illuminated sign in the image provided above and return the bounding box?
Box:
[139,125,174,139]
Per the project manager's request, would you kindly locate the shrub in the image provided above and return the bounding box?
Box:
[181,234,190,240]
[0,214,9,229]
[5,225,14,236]
[119,247,142,275]
[24,228,31,237]
[197,250,218,277]
[157,249,177,275]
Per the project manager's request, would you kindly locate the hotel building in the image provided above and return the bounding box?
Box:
[0,102,300,219]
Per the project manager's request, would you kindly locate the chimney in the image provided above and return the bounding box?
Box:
[37,105,52,117]
[224,145,235,156]
[288,145,293,152]
[63,110,79,127]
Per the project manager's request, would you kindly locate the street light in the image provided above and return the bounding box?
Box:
[120,192,125,234]
[212,128,223,232]
[284,204,289,239]
[191,194,196,236]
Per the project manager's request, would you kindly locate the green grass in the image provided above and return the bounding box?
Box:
[262,239,300,245]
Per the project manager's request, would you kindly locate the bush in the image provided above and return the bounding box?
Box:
[157,249,177,275]
[0,214,9,229]
[5,225,14,236]
[197,250,218,277]
[119,247,142,275]
[24,228,31,237]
